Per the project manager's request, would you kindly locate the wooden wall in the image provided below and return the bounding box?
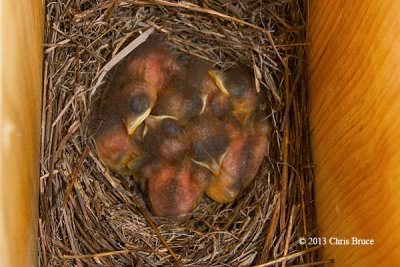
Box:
[0,0,44,266]
[308,1,400,266]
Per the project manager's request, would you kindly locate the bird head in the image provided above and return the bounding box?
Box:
[120,80,156,135]
[144,115,190,165]
[209,67,258,124]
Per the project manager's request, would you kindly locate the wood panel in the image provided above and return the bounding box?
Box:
[0,0,44,266]
[308,1,400,266]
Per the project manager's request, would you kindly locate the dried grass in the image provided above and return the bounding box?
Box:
[39,0,323,266]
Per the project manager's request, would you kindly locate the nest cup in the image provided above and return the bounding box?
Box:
[40,1,315,266]
[36,1,318,266]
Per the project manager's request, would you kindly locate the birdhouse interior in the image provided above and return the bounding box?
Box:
[40,0,318,266]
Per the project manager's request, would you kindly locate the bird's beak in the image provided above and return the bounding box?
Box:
[191,158,221,177]
[199,93,208,114]
[143,115,178,136]
[125,108,151,135]
[218,151,227,166]
[208,70,230,96]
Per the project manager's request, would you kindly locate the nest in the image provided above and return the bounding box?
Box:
[40,0,323,266]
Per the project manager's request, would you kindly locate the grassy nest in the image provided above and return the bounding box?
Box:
[40,0,324,266]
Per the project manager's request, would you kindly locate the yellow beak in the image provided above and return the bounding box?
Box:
[191,158,221,177]
[209,70,230,96]
[125,108,151,135]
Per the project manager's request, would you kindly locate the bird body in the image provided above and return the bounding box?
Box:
[94,120,147,176]
[205,116,249,203]
[141,158,208,217]
[152,78,204,124]
[185,114,229,175]
[111,41,180,135]
[182,59,231,118]
[241,115,271,188]
[144,115,190,165]
[209,67,259,124]
[123,42,180,90]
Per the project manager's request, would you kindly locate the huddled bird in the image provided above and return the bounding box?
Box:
[114,41,180,135]
[93,119,147,176]
[140,157,209,217]
[90,38,270,217]
[209,66,259,124]
[205,115,249,203]
[185,114,229,176]
[241,113,271,188]
[143,115,190,165]
[151,78,204,124]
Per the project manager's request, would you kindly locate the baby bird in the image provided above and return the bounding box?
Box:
[205,116,249,203]
[93,118,148,176]
[207,91,232,119]
[90,78,149,176]
[241,114,271,188]
[140,158,209,217]
[205,114,271,203]
[183,60,219,100]
[209,66,258,124]
[182,59,231,119]
[119,79,156,135]
[118,40,180,90]
[185,114,229,176]
[144,115,190,165]
[152,78,204,125]
[113,41,180,135]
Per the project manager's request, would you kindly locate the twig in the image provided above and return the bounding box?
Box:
[73,1,114,21]
[61,146,89,210]
[280,67,291,245]
[52,88,86,128]
[259,194,280,264]
[52,27,105,63]
[266,43,311,48]
[130,0,288,70]
[254,246,323,267]
[282,206,297,267]
[39,219,47,265]
[63,248,149,259]
[75,45,81,85]
[290,260,334,267]
[266,9,292,29]
[40,170,60,180]
[90,27,155,97]
[63,210,83,267]
[130,194,180,264]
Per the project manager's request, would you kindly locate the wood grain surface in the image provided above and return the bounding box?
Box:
[0,0,44,266]
[308,1,400,266]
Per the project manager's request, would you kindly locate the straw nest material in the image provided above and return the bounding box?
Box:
[40,0,326,266]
